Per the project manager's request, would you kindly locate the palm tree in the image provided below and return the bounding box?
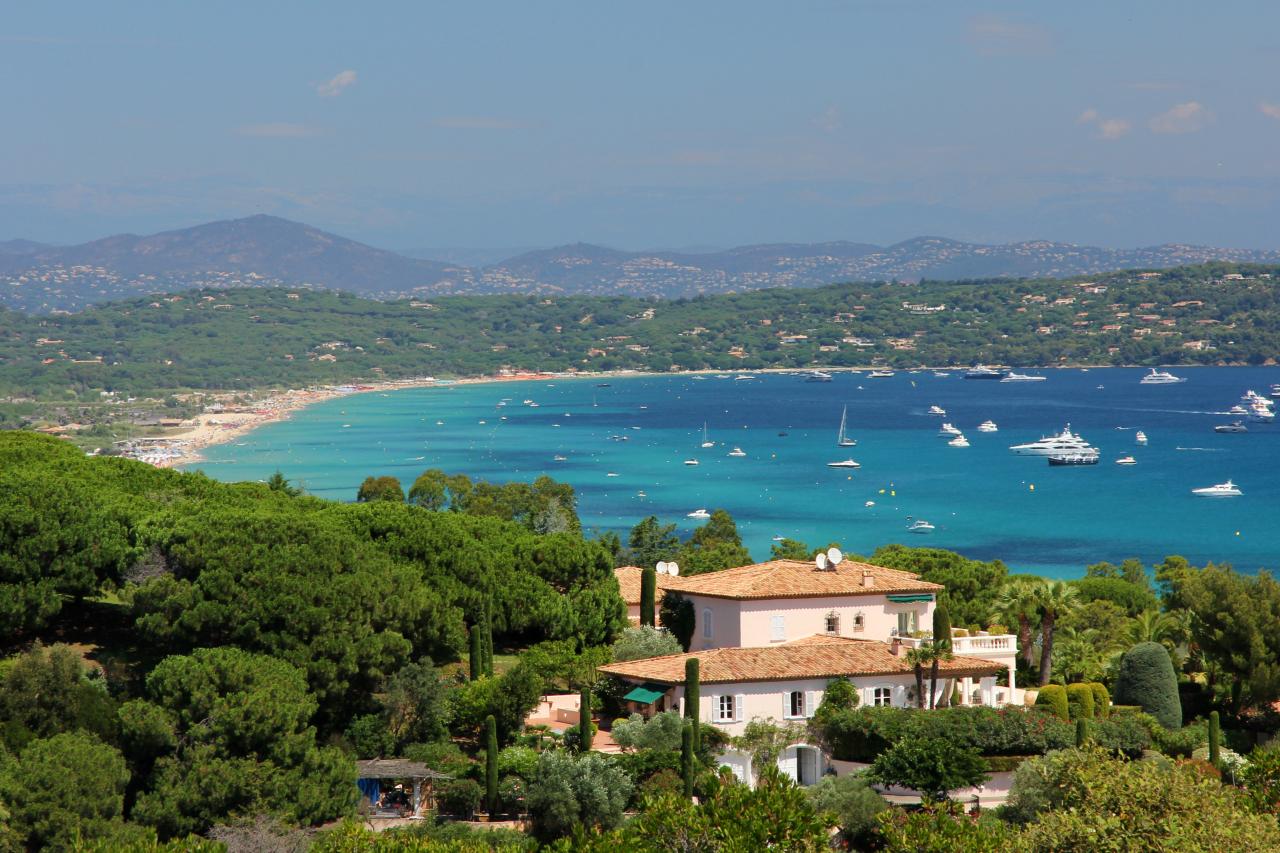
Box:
[905,644,935,709]
[995,577,1041,669]
[1126,609,1190,668]
[928,642,954,709]
[1035,581,1078,686]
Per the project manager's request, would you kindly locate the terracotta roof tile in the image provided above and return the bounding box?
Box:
[614,565,667,606]
[597,635,1002,685]
[659,559,940,601]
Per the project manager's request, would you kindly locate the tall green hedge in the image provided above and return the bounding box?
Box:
[1066,684,1096,720]
[1113,642,1182,730]
[1035,685,1069,721]
[1088,682,1110,718]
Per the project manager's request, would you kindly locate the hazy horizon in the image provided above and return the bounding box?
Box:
[5,2,1280,250]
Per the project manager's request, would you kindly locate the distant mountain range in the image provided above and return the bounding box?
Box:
[4,214,1280,312]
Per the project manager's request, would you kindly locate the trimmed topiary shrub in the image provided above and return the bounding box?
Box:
[1088,682,1110,718]
[1066,684,1096,720]
[1112,642,1182,730]
[1035,685,1069,721]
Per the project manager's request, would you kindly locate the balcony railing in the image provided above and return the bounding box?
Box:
[899,633,1017,656]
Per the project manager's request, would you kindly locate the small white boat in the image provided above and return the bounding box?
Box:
[868,370,895,378]
[728,447,746,457]
[1140,368,1186,385]
[928,405,946,416]
[436,420,444,425]
[1115,456,1136,465]
[771,535,785,541]
[827,459,861,469]
[1215,421,1248,433]
[907,520,935,533]
[939,422,962,436]
[948,434,970,447]
[687,508,711,519]
[1192,480,1242,497]
[553,454,568,462]
[683,459,699,466]
[932,371,950,378]
[606,472,619,477]
[734,374,755,381]
[700,422,715,448]
[1135,431,1148,445]
[1001,372,1047,382]
[977,420,998,433]
[864,500,876,507]
[836,405,857,447]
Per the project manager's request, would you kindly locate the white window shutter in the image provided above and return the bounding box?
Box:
[735,693,746,723]
[806,690,818,717]
[783,692,791,719]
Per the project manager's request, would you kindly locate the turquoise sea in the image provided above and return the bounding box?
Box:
[189,368,1280,579]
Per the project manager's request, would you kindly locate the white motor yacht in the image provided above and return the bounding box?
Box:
[1140,368,1187,385]
[868,370,895,378]
[977,420,999,432]
[938,422,962,436]
[1001,372,1047,382]
[1214,421,1248,434]
[948,434,970,447]
[826,459,861,469]
[907,520,935,533]
[1135,431,1148,445]
[728,447,746,457]
[964,366,1007,380]
[683,458,699,466]
[1192,480,1242,497]
[1115,456,1136,465]
[928,405,946,416]
[687,508,711,519]
[805,370,833,382]
[1009,424,1095,456]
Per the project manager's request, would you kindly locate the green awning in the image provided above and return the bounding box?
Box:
[887,594,935,603]
[623,683,668,705]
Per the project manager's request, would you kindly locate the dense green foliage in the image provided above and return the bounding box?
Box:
[610,626,681,662]
[4,264,1279,412]
[865,545,1007,629]
[1113,642,1183,730]
[525,751,632,842]
[806,772,888,848]
[868,736,989,802]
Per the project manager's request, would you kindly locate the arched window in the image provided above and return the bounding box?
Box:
[702,608,713,640]
[824,611,840,634]
[852,613,865,632]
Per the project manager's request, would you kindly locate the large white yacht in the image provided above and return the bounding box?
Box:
[977,420,999,432]
[826,458,861,469]
[938,422,962,436]
[1140,368,1186,385]
[1000,372,1047,382]
[1192,480,1242,497]
[948,434,970,447]
[1009,424,1095,456]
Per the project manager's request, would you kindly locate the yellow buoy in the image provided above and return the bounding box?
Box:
[890,490,896,497]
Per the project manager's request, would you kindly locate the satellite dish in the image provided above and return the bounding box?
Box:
[656,561,669,575]
[815,553,828,571]
[667,562,679,577]
[827,547,844,566]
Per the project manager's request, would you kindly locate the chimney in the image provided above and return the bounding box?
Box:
[862,569,875,588]
[890,636,902,657]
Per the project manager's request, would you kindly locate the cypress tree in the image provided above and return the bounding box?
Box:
[1075,717,1088,748]
[1209,710,1221,767]
[578,686,593,753]
[469,624,482,681]
[484,714,499,815]
[680,720,695,798]
[931,603,952,708]
[684,657,701,753]
[482,597,495,678]
[640,565,657,628]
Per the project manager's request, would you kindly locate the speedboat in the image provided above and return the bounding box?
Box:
[1009,424,1095,456]
[1115,456,1136,465]
[864,500,876,507]
[964,366,1007,380]
[938,422,962,436]
[1215,421,1248,433]
[977,420,999,432]
[1135,431,1148,445]
[928,405,946,416]
[933,371,950,378]
[687,508,711,519]
[553,454,568,462]
[907,520,935,533]
[948,434,970,447]
[734,374,755,381]
[1048,451,1100,466]
[805,370,833,382]
[1001,372,1047,382]
[827,459,861,469]
[683,459,699,466]
[1140,368,1186,385]
[606,472,619,477]
[868,370,895,378]
[728,447,746,457]
[1192,480,1242,497]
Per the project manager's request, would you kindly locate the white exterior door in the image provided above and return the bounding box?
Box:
[719,751,752,785]
[778,746,799,782]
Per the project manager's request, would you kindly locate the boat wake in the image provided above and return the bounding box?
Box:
[1175,446,1227,452]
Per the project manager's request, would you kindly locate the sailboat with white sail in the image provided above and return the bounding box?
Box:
[836,406,857,447]
[700,422,715,448]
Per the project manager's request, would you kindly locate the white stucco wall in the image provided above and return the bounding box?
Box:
[683,592,935,650]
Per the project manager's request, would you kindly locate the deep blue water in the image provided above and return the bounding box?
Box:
[188,368,1280,578]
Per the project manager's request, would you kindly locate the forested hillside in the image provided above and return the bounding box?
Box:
[2,263,1278,401]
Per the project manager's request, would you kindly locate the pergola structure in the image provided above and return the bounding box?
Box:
[354,759,451,818]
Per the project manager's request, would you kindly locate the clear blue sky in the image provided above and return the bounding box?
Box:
[4,1,1280,251]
